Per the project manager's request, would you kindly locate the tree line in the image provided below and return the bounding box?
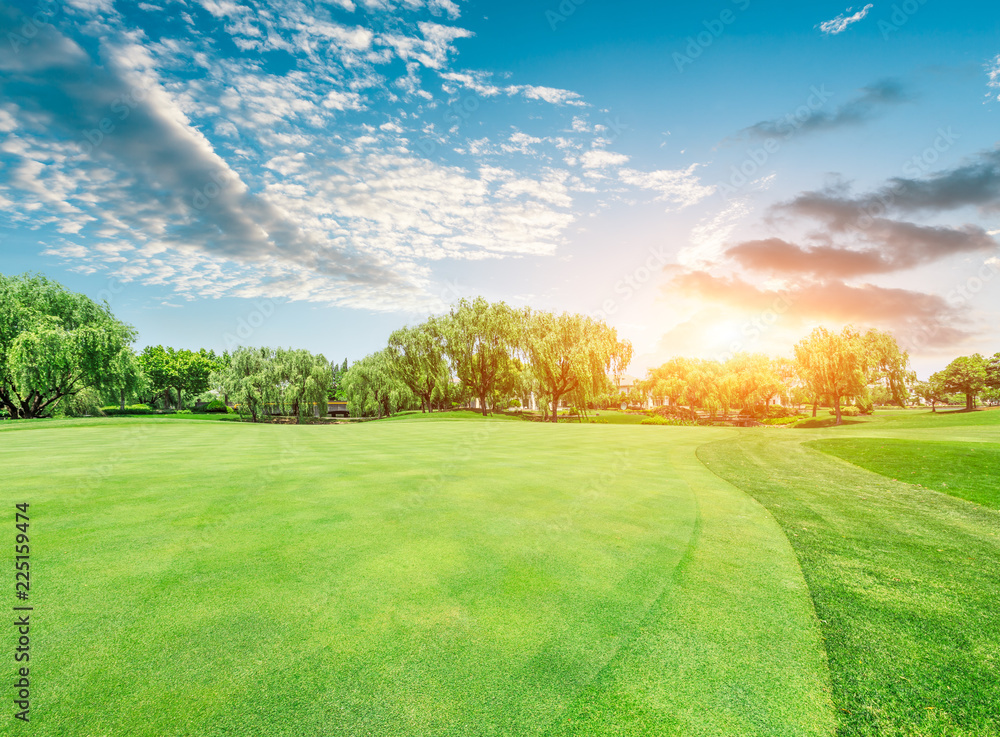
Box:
[2,273,997,424]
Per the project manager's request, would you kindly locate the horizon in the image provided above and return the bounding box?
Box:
[2,0,998,379]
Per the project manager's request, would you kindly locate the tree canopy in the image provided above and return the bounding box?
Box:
[439,298,523,417]
[932,354,987,411]
[0,273,136,419]
[523,310,632,422]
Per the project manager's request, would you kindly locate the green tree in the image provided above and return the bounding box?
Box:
[523,310,632,423]
[107,347,146,410]
[0,273,136,419]
[932,354,987,411]
[794,326,871,425]
[725,353,786,416]
[387,320,448,413]
[137,346,218,410]
[273,348,333,421]
[343,349,414,418]
[330,358,349,401]
[646,357,693,407]
[985,353,1000,391]
[439,298,523,417]
[912,378,948,412]
[863,328,914,407]
[210,347,277,423]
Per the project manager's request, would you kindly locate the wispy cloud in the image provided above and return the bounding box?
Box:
[818,4,874,35]
[734,79,909,141]
[987,55,1000,101]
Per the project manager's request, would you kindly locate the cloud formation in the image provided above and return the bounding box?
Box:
[818,4,873,35]
[736,79,909,141]
[668,270,971,349]
[0,0,713,310]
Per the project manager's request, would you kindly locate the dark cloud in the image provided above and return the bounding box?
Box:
[779,147,1000,224]
[736,79,910,142]
[728,221,996,278]
[877,148,1000,214]
[668,270,972,348]
[0,4,406,290]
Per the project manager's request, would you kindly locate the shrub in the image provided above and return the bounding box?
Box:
[205,399,230,413]
[651,405,699,421]
[101,404,155,416]
[828,405,861,417]
[641,415,694,426]
[59,388,105,417]
[760,415,806,426]
[175,409,193,415]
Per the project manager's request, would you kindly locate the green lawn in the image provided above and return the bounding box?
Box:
[1,408,998,735]
[807,438,1000,509]
[1,417,830,736]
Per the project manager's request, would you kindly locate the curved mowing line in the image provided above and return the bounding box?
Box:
[541,489,706,736]
[546,433,835,737]
[699,430,1000,736]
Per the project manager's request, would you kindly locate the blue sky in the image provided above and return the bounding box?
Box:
[1,0,998,377]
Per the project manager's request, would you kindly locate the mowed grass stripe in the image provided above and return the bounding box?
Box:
[547,431,835,737]
[807,438,1000,510]
[699,432,1000,737]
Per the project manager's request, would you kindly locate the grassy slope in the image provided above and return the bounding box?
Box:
[699,411,1000,737]
[1,418,832,736]
[807,438,1000,509]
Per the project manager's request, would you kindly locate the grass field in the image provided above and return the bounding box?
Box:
[807,437,1000,509]
[1,408,997,735]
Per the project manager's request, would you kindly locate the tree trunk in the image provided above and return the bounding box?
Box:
[966,393,974,411]
[120,388,126,411]
[550,392,561,423]
[931,400,936,413]
[834,395,842,425]
[479,391,488,417]
[175,386,183,411]
[812,398,818,418]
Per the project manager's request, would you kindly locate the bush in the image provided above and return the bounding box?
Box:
[641,415,694,426]
[101,404,155,416]
[760,415,807,426]
[205,399,230,413]
[828,405,861,417]
[174,409,193,415]
[651,405,699,421]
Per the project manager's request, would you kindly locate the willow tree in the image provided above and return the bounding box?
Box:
[794,326,873,425]
[523,310,632,423]
[439,298,523,417]
[272,348,332,421]
[725,353,786,415]
[863,328,914,407]
[0,273,136,419]
[210,346,278,423]
[646,357,693,407]
[387,320,448,413]
[343,349,413,418]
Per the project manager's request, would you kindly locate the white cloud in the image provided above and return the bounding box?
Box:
[322,90,366,110]
[619,165,715,208]
[514,85,587,107]
[580,150,629,169]
[678,199,753,268]
[988,55,1000,101]
[818,4,874,35]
